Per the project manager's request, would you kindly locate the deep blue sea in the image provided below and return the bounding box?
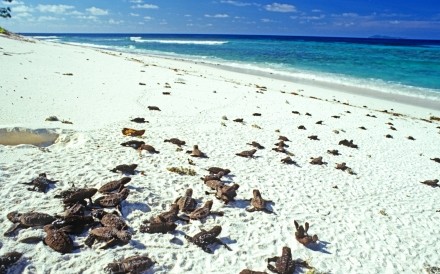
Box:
[23,33,440,101]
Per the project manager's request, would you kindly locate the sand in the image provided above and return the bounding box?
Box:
[0,34,439,274]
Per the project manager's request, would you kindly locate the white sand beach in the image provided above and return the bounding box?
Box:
[0,34,439,274]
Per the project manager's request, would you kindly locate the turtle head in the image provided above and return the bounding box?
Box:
[38,173,47,177]
[7,211,21,222]
[43,224,55,232]
[185,188,193,196]
[120,177,132,185]
[193,145,198,149]
[205,200,213,209]
[116,230,132,243]
[91,209,106,219]
[210,225,222,235]
[253,189,261,198]
[282,246,292,257]
[119,188,130,199]
[232,184,240,190]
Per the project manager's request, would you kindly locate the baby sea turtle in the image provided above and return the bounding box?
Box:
[94,188,130,214]
[130,117,148,123]
[92,210,128,230]
[120,140,145,149]
[164,138,186,147]
[327,149,340,156]
[431,158,440,164]
[309,157,325,165]
[174,188,197,213]
[207,184,240,204]
[335,162,349,171]
[207,167,231,175]
[278,136,290,142]
[247,141,265,149]
[339,139,358,149]
[420,179,439,187]
[246,189,274,214]
[138,144,160,154]
[236,149,257,158]
[0,252,22,274]
[185,225,232,254]
[316,120,323,125]
[267,246,310,274]
[201,171,225,182]
[385,134,393,139]
[359,126,367,130]
[281,156,296,165]
[274,140,288,147]
[4,211,56,236]
[63,188,98,206]
[298,125,306,130]
[148,106,161,111]
[407,136,416,140]
[52,214,96,234]
[233,118,244,123]
[121,128,145,137]
[110,164,138,175]
[22,173,58,193]
[253,113,262,116]
[98,177,131,194]
[145,204,188,224]
[85,227,132,249]
[186,145,208,158]
[272,145,286,154]
[43,224,75,253]
[294,221,319,246]
[105,255,156,274]
[308,135,319,140]
[204,179,225,190]
[139,222,177,234]
[182,200,224,221]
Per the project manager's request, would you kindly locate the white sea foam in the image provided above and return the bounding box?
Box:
[129,37,227,45]
[63,42,114,49]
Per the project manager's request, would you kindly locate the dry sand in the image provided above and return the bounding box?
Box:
[0,34,440,274]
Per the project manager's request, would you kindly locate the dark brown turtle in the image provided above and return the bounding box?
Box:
[204,179,225,190]
[63,188,98,205]
[335,162,349,171]
[174,189,197,213]
[407,136,415,140]
[420,179,439,187]
[148,106,161,111]
[105,255,156,274]
[52,214,96,234]
[308,135,319,140]
[183,200,224,221]
[139,222,177,234]
[186,145,208,158]
[64,202,86,216]
[130,117,148,123]
[184,226,231,254]
[385,134,393,139]
[207,184,240,204]
[274,140,288,147]
[339,139,358,149]
[281,157,296,165]
[294,221,319,246]
[120,140,145,149]
[278,136,290,142]
[267,246,295,274]
[138,144,160,154]
[98,177,132,194]
[331,115,340,119]
[431,158,440,163]
[207,167,231,175]
[359,126,367,130]
[92,210,128,230]
[247,141,265,149]
[327,149,340,156]
[240,270,268,274]
[0,252,22,274]
[291,111,300,115]
[94,188,130,214]
[22,173,58,193]
[390,126,397,131]
[272,145,286,154]
[4,211,56,236]
[236,149,257,158]
[253,113,262,116]
[164,138,186,147]
[85,226,131,249]
[110,164,138,175]
[145,204,188,224]
[315,120,323,125]
[305,112,312,116]
[309,157,325,165]
[246,189,273,214]
[298,125,306,130]
[43,224,75,253]
[233,118,244,123]
[201,171,225,182]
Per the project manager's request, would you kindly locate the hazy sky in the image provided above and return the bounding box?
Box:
[2,0,439,38]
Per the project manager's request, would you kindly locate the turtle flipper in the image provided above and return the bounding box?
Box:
[215,239,232,251]
[267,262,279,273]
[201,245,213,254]
[262,208,274,214]
[245,207,256,212]
[100,238,118,249]
[4,223,21,236]
[84,235,96,247]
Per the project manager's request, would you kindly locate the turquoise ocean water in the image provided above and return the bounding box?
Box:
[23,33,440,102]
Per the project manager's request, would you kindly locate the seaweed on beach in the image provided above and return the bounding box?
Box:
[167,166,196,176]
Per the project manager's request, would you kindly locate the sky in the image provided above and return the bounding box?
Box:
[1,0,440,39]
